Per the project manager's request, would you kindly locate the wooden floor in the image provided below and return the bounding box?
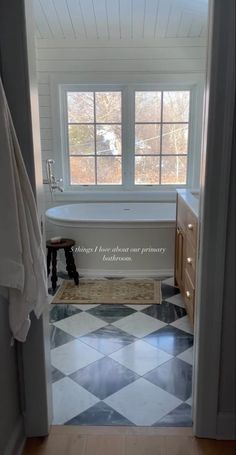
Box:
[23,426,236,455]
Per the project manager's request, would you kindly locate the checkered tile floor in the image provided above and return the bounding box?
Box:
[49,277,193,427]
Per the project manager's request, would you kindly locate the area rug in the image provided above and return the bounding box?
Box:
[52,279,161,305]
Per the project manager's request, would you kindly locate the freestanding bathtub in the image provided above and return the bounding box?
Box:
[45,202,176,277]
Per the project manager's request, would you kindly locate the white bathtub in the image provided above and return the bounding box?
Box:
[45,202,176,278]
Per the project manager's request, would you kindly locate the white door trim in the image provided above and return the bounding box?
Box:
[22,0,235,440]
[193,0,235,438]
[22,0,53,436]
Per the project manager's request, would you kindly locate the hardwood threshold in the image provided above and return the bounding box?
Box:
[49,425,193,436]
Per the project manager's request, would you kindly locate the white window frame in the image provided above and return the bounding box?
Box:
[50,73,204,202]
[61,85,124,189]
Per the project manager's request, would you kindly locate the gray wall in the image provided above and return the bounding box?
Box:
[0,0,28,449]
[0,0,36,190]
[0,0,52,441]
[0,292,23,455]
[219,113,236,416]
[0,0,45,452]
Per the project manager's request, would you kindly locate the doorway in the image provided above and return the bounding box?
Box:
[22,0,236,442]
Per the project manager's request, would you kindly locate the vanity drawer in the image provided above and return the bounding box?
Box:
[186,210,198,246]
[186,239,196,286]
[184,270,195,325]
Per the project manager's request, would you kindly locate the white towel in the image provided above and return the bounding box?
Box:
[0,77,49,342]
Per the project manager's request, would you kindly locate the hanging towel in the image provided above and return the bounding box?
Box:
[0,77,49,342]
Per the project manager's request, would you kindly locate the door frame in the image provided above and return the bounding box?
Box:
[21,0,235,439]
[193,0,235,439]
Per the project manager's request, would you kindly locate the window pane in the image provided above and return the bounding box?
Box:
[135,156,160,184]
[135,92,161,122]
[135,124,161,154]
[96,92,121,123]
[70,156,95,184]
[68,125,94,155]
[161,156,187,184]
[67,92,94,123]
[97,157,122,184]
[162,124,189,154]
[163,91,190,122]
[96,125,122,155]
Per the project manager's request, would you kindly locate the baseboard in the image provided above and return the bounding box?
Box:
[217,412,236,440]
[3,417,25,455]
[78,268,174,278]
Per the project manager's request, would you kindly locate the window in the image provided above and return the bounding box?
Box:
[67,91,122,185]
[135,91,190,185]
[62,85,192,191]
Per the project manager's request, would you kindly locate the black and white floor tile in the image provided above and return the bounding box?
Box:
[49,276,193,427]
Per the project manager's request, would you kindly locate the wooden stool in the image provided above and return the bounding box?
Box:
[46,238,79,292]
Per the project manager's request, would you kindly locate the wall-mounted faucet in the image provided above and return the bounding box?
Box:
[44,159,64,193]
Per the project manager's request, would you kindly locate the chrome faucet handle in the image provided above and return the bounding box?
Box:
[45,159,64,192]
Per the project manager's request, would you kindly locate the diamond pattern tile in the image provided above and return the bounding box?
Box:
[153,403,192,427]
[161,282,180,299]
[86,304,136,323]
[50,325,75,349]
[141,302,186,323]
[72,303,100,310]
[113,312,166,338]
[51,366,65,383]
[126,304,152,311]
[65,401,133,426]
[52,377,99,424]
[161,277,175,287]
[104,378,182,426]
[109,340,173,376]
[177,346,194,365]
[50,304,82,323]
[51,339,104,375]
[144,358,192,401]
[50,276,193,427]
[144,325,193,356]
[80,325,137,355]
[165,293,186,308]
[54,311,107,338]
[171,315,194,335]
[70,356,139,399]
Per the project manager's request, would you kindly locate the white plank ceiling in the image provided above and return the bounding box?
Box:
[34,0,208,41]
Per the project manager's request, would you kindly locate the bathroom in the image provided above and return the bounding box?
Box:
[33,0,208,428]
[1,1,236,452]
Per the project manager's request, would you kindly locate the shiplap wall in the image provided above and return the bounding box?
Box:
[36,36,207,239]
[34,0,208,40]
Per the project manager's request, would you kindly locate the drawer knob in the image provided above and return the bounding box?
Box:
[187,223,193,230]
[186,291,191,299]
[187,257,193,265]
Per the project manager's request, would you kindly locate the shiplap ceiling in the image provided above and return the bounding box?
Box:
[34,0,208,41]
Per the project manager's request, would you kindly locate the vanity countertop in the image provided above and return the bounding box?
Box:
[176,189,199,218]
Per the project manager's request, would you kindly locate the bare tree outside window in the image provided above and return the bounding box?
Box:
[67,91,122,185]
[66,89,190,187]
[135,91,190,185]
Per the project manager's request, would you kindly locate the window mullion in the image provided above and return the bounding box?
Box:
[122,86,134,189]
[93,92,97,185]
[160,91,164,185]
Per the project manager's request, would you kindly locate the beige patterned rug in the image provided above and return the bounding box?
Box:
[52,279,161,305]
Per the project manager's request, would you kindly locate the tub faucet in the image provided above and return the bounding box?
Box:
[44,159,64,193]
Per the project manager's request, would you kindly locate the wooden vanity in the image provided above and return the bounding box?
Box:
[175,190,199,326]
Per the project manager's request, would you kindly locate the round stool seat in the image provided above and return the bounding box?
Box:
[46,238,75,250]
[46,238,79,292]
